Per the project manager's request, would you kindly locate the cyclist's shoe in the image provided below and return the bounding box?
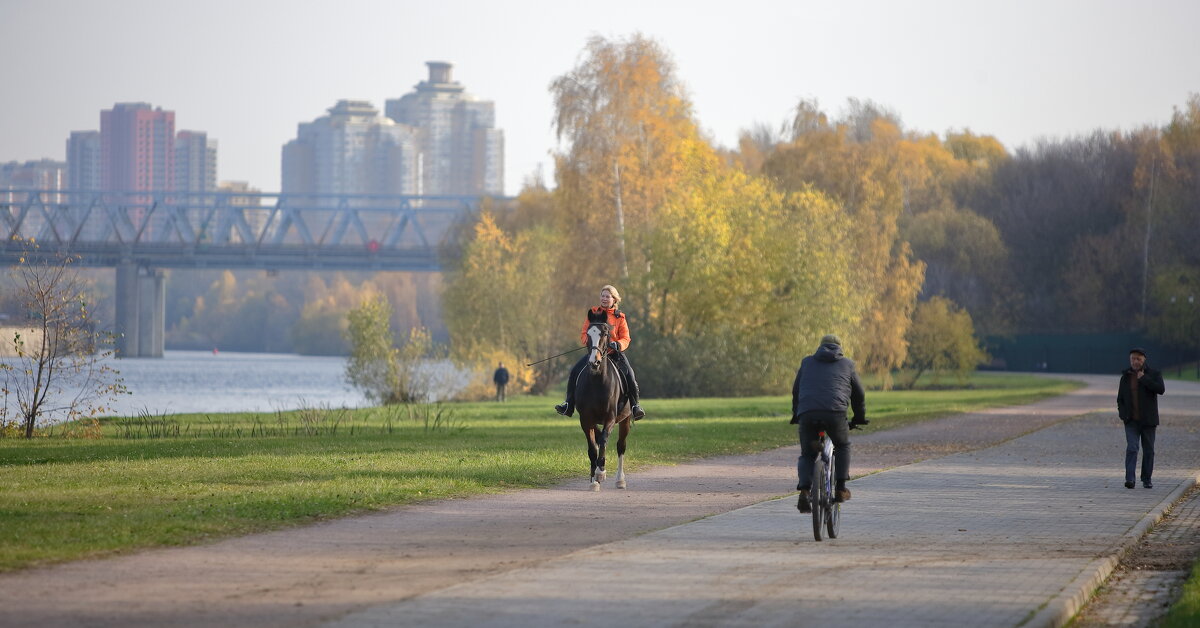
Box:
[1143,481,1153,489]
[555,402,574,417]
[1125,481,1136,489]
[796,490,811,513]
[833,483,851,502]
[631,404,645,421]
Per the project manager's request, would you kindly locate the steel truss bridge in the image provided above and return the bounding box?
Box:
[1,189,509,356]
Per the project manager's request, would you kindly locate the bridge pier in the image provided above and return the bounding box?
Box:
[115,264,165,358]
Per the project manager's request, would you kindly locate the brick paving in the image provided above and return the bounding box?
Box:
[328,380,1200,628]
[1072,485,1200,627]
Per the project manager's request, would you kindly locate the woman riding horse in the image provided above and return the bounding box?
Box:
[555,284,645,421]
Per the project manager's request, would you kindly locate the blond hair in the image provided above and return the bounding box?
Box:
[601,284,622,307]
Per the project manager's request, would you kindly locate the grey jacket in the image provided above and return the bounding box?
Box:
[790,343,866,424]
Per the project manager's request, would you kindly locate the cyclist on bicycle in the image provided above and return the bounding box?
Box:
[791,334,867,513]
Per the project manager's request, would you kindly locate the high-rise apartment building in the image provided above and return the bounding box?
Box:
[66,131,102,192]
[282,99,418,198]
[385,61,504,196]
[0,159,66,203]
[100,102,175,192]
[174,130,218,194]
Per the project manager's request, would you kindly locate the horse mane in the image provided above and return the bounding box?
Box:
[587,308,607,324]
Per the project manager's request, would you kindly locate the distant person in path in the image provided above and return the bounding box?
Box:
[1117,347,1165,489]
[554,284,645,421]
[493,362,510,402]
[791,334,867,513]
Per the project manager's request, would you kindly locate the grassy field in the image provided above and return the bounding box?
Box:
[1160,562,1200,627]
[1164,362,1200,382]
[0,372,1080,572]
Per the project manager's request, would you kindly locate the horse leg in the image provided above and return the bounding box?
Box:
[595,424,610,483]
[584,427,601,491]
[615,419,630,489]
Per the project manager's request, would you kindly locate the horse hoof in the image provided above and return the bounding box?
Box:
[590,481,601,492]
[596,470,606,482]
[616,480,627,489]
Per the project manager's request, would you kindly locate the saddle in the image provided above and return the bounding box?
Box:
[610,357,631,414]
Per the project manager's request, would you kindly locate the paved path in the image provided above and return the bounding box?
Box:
[1072,484,1200,627]
[328,377,1200,628]
[3,375,1197,628]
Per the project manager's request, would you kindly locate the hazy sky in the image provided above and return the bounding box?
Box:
[2,0,1198,195]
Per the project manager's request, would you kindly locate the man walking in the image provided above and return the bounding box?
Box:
[1117,347,1165,489]
[791,334,867,513]
[493,362,510,402]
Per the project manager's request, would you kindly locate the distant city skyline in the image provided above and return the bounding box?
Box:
[2,0,1198,194]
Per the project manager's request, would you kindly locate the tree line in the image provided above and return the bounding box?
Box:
[442,34,1200,397]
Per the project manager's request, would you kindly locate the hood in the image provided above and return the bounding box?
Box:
[815,343,844,362]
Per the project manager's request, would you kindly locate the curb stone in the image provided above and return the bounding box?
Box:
[1026,474,1199,628]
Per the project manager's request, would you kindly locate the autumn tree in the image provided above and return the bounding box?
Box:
[439,35,868,397]
[903,206,1019,335]
[442,211,568,395]
[763,99,926,386]
[633,171,866,396]
[344,293,433,404]
[549,33,698,294]
[1,240,126,438]
[904,296,988,388]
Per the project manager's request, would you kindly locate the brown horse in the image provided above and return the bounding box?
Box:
[574,310,632,491]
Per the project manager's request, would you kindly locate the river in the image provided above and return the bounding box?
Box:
[3,350,471,420]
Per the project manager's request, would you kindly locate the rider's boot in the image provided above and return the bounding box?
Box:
[628,383,645,421]
[796,489,811,513]
[554,400,574,417]
[834,480,851,503]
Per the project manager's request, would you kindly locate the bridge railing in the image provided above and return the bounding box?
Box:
[0,189,508,270]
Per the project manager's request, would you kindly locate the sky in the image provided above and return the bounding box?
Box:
[2,0,1198,195]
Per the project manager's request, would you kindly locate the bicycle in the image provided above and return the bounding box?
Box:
[807,419,866,541]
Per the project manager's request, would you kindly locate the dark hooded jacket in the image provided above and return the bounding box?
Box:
[1117,365,1165,426]
[790,342,866,424]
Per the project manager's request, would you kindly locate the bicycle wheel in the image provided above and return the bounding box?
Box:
[826,452,840,538]
[811,457,825,541]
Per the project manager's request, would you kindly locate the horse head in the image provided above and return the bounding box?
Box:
[584,311,611,373]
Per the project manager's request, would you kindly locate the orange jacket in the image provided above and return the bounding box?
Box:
[580,306,630,353]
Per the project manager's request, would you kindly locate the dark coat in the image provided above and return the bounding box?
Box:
[493,367,510,385]
[790,343,866,424]
[1117,366,1165,426]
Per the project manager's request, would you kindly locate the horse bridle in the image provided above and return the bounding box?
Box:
[586,323,610,371]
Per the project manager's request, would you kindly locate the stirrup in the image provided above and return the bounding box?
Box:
[630,404,645,421]
[555,402,573,417]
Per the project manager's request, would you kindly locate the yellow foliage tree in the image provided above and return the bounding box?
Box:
[764,105,927,387]
[442,212,568,396]
[904,296,988,388]
[549,33,699,296]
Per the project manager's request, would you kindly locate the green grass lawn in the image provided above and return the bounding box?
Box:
[1164,362,1200,382]
[0,372,1080,572]
[1160,560,1200,627]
